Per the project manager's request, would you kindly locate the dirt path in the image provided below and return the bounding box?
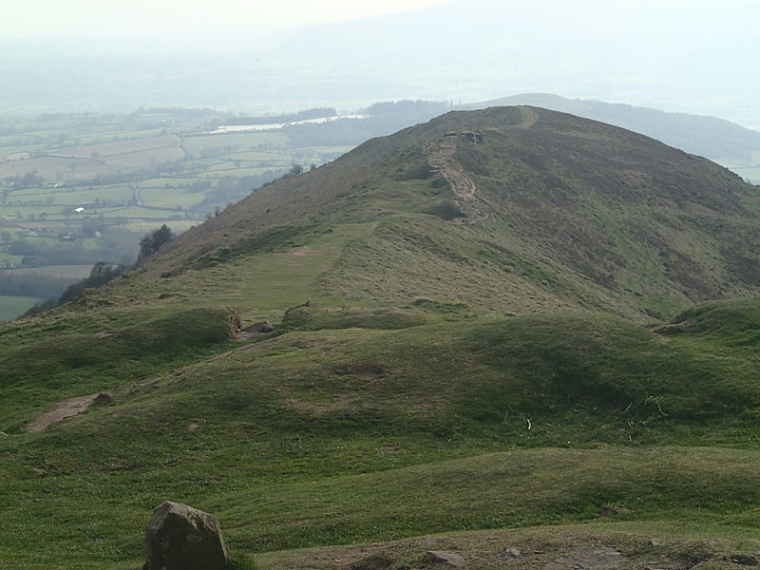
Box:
[425,137,477,200]
[130,184,144,206]
[517,105,540,129]
[26,393,101,432]
[424,134,489,223]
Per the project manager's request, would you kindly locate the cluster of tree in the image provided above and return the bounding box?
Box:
[6,224,138,267]
[138,224,173,259]
[22,222,175,318]
[8,241,123,266]
[227,107,337,126]
[2,171,45,189]
[361,100,451,118]
[271,164,317,180]
[186,179,213,193]
[21,262,126,318]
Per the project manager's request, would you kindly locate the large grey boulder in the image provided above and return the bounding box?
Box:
[143,501,228,570]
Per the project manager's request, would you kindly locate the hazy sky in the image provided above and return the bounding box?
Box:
[2,0,452,38]
[2,0,757,126]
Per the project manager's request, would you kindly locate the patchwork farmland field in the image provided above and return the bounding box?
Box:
[0,107,359,320]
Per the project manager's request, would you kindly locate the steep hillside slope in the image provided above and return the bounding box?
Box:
[119,106,760,321]
[3,108,760,569]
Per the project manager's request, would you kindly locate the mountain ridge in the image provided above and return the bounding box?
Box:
[122,106,760,321]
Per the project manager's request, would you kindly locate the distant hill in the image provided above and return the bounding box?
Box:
[467,94,760,173]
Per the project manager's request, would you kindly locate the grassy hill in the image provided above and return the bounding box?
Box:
[124,106,760,321]
[2,107,760,569]
[467,94,760,180]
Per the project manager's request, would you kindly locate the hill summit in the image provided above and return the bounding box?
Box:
[129,106,760,321]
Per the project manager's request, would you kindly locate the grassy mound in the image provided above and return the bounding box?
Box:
[0,307,235,433]
[3,446,760,567]
[280,304,431,331]
[2,300,760,567]
[661,298,760,347]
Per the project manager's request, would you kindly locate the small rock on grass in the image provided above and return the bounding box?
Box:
[729,555,759,566]
[497,548,523,561]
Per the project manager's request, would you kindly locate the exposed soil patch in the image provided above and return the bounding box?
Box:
[424,133,492,224]
[517,106,540,129]
[258,527,740,570]
[289,246,314,257]
[425,137,477,201]
[26,393,104,432]
[544,547,625,570]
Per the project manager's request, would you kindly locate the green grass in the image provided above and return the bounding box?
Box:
[2,299,760,568]
[0,306,235,432]
[119,222,377,317]
[2,300,760,565]
[280,305,432,331]
[4,106,760,570]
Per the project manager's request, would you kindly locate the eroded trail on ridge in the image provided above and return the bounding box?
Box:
[26,393,101,432]
[425,135,477,200]
[516,105,540,129]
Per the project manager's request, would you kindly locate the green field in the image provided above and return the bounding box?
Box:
[0,294,43,320]
[0,110,351,244]
[0,108,350,322]
[9,264,93,278]
[182,131,289,154]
